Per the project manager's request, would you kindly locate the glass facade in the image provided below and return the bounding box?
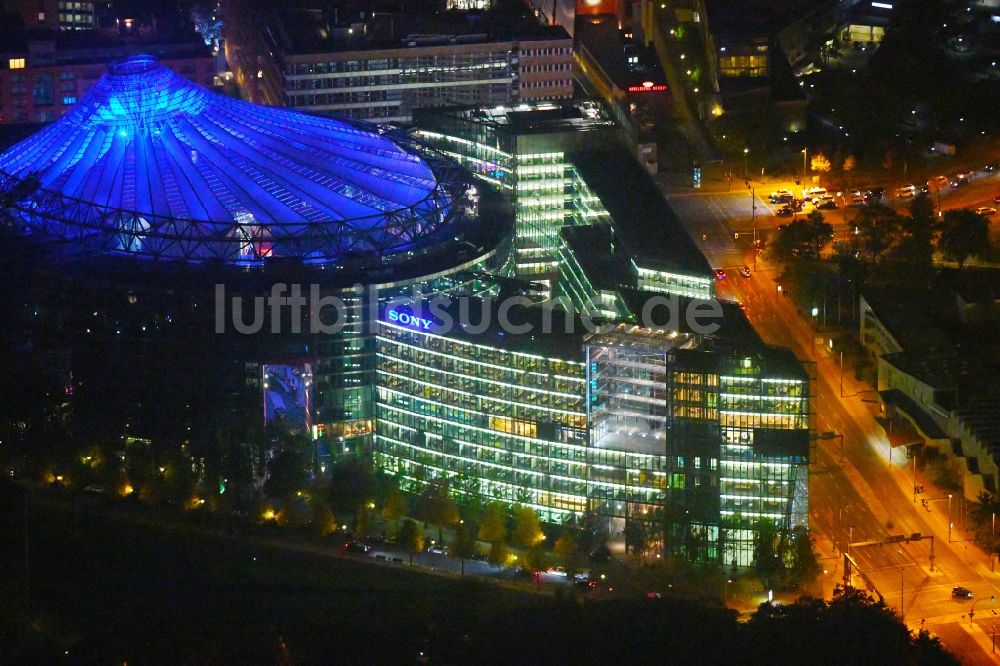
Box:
[282,42,573,123]
[372,316,810,564]
[374,318,588,522]
[412,104,613,294]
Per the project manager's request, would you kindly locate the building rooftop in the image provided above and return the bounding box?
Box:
[879,388,948,441]
[861,288,955,353]
[571,149,714,278]
[0,55,478,266]
[264,0,569,56]
[429,100,617,137]
[559,224,633,290]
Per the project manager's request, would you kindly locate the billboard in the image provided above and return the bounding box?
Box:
[262,363,312,434]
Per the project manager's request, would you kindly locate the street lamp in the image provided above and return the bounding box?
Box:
[743,147,749,179]
[970,595,996,626]
[948,494,953,542]
[801,148,807,184]
[900,568,906,622]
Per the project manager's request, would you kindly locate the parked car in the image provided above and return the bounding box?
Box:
[895,185,917,198]
[956,170,975,180]
[776,205,795,217]
[975,206,997,216]
[952,586,974,599]
[803,186,827,201]
[816,196,837,210]
[472,553,489,562]
[865,187,885,200]
[769,189,793,203]
[425,544,448,555]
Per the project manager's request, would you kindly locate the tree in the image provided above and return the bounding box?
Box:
[787,526,821,588]
[810,152,831,179]
[939,209,991,268]
[769,212,834,264]
[746,587,959,664]
[842,154,856,188]
[512,506,544,549]
[381,488,407,535]
[554,532,582,581]
[264,449,307,500]
[313,503,336,536]
[327,456,376,526]
[418,478,459,544]
[478,502,508,544]
[752,518,784,589]
[451,521,478,576]
[624,519,651,557]
[488,540,509,571]
[854,203,905,265]
[398,518,424,565]
[524,544,548,576]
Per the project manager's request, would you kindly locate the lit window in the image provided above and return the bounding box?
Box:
[9,58,25,69]
[38,12,45,20]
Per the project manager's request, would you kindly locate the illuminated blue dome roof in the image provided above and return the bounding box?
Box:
[0,55,466,265]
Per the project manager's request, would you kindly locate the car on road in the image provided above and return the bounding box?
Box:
[425,544,448,555]
[472,553,488,562]
[714,269,727,281]
[993,194,1000,204]
[951,177,969,188]
[975,206,997,216]
[895,185,917,198]
[956,170,975,180]
[739,265,751,278]
[929,175,949,189]
[984,162,998,172]
[344,540,370,554]
[952,586,974,599]
[865,187,885,200]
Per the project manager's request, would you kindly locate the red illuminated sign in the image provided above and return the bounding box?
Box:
[627,81,668,93]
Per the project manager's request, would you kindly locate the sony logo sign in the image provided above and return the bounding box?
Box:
[387,309,433,331]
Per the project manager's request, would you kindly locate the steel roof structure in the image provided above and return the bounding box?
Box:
[0,55,470,265]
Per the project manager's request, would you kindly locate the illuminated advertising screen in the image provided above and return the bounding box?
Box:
[262,364,312,434]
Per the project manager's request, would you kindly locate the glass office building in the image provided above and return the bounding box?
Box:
[412,102,617,289]
[373,307,811,564]
[374,306,589,522]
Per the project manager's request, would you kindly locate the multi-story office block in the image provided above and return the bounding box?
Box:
[223,0,573,124]
[373,304,811,565]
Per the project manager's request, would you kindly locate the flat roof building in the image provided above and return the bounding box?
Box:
[374,297,811,564]
[223,0,574,124]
